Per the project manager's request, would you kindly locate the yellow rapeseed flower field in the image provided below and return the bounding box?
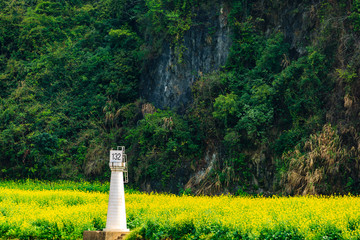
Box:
[1,183,360,239]
[125,193,360,239]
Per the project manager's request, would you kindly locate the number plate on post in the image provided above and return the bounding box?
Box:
[110,150,123,162]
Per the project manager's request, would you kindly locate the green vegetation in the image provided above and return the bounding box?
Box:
[1,0,360,195]
[125,110,202,192]
[0,179,110,192]
[0,0,143,181]
[0,0,206,191]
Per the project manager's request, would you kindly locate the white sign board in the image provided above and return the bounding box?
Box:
[110,150,123,162]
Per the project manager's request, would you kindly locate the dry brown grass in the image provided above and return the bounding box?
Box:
[282,124,358,195]
[141,103,156,116]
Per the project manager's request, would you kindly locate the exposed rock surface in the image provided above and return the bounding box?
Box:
[140,2,232,110]
[260,0,319,57]
[140,0,337,194]
[140,0,322,111]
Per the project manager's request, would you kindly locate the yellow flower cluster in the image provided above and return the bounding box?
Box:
[126,193,360,239]
[0,188,108,239]
[1,185,360,239]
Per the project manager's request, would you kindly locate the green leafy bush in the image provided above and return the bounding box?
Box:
[125,110,201,192]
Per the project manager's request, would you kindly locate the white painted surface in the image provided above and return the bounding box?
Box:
[104,150,129,232]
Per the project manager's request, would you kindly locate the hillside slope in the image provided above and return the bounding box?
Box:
[1,0,360,195]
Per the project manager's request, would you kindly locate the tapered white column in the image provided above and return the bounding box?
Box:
[104,150,129,232]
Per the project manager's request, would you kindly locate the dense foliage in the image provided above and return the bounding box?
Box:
[1,0,360,195]
[0,0,143,181]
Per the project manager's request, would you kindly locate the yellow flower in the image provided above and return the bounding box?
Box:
[1,184,360,239]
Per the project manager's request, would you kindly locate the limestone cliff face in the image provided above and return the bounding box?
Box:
[140,0,320,111]
[260,0,319,56]
[139,0,332,194]
[140,2,231,110]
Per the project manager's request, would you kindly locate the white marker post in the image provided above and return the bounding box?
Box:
[104,146,129,232]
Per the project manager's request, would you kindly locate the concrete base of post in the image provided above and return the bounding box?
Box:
[83,231,130,240]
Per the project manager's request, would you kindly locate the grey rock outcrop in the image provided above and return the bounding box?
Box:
[140,2,232,111]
